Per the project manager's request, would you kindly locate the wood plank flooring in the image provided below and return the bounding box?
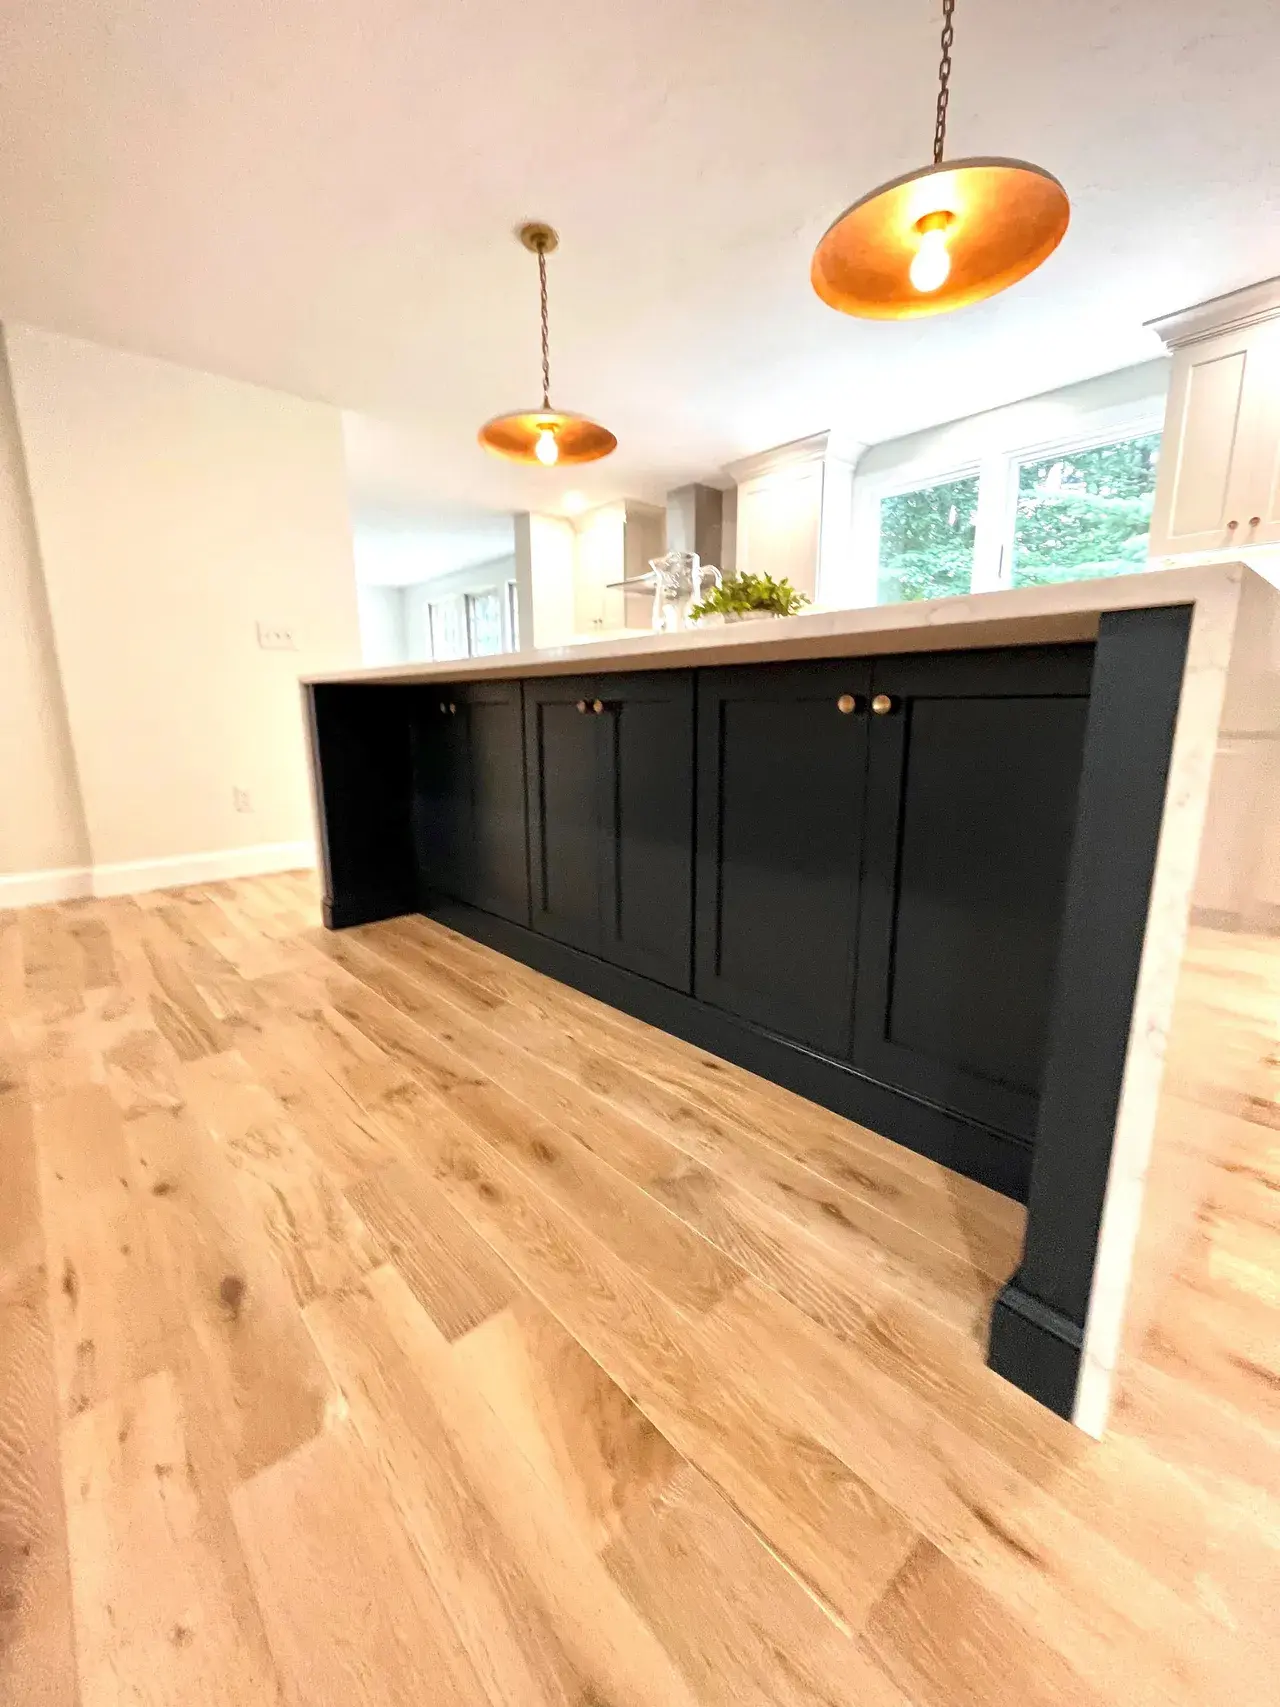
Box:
[1,872,1277,1705]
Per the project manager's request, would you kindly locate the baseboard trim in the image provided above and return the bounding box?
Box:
[987,1278,1083,1419]
[0,841,315,910]
[0,866,94,908]
[92,840,316,898]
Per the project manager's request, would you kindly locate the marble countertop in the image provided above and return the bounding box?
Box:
[305,562,1257,687]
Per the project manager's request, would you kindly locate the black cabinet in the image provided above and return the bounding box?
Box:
[852,647,1093,1140]
[319,639,1100,1186]
[411,680,529,925]
[525,673,694,990]
[695,661,872,1055]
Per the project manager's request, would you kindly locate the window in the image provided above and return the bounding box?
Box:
[866,426,1163,607]
[1010,432,1161,587]
[465,589,503,656]
[427,598,467,660]
[506,580,520,651]
[877,473,979,604]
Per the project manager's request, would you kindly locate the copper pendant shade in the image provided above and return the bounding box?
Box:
[479,224,617,466]
[811,1,1069,320]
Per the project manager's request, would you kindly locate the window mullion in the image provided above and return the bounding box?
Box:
[970,453,1014,592]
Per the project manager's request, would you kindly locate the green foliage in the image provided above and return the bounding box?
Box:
[877,475,979,604]
[1011,434,1160,587]
[875,434,1162,603]
[689,570,810,621]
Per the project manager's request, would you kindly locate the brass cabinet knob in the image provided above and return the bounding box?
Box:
[836,693,858,714]
[1250,515,1262,527]
[576,699,587,713]
[1227,518,1239,529]
[448,703,457,714]
[871,693,895,716]
[592,698,604,714]
[438,701,447,713]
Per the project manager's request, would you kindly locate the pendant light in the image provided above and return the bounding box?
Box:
[811,0,1069,320]
[479,223,617,466]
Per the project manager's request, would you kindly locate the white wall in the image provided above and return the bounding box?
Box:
[6,325,360,875]
[356,581,406,666]
[0,330,89,880]
[525,513,577,648]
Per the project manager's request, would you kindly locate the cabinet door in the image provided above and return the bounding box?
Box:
[525,677,607,955]
[410,689,470,904]
[598,673,695,991]
[735,464,823,598]
[458,680,529,924]
[852,647,1093,1140]
[1238,323,1280,548]
[1149,328,1259,555]
[695,660,872,1055]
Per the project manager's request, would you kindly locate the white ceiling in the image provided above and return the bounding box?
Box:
[2,1,1277,516]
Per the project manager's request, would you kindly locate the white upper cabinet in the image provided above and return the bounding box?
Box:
[1249,330,1280,545]
[1149,280,1280,556]
[571,500,665,635]
[735,462,824,593]
[727,433,862,602]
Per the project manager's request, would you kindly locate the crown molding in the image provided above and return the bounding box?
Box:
[725,430,867,485]
[1146,275,1280,349]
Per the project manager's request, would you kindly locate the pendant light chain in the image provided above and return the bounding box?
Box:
[479,221,616,463]
[537,245,552,411]
[933,0,955,165]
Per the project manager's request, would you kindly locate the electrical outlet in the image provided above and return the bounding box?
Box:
[256,622,297,650]
[233,787,252,813]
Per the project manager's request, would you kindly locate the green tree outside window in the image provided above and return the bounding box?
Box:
[877,474,979,604]
[1012,433,1161,586]
[874,432,1162,606]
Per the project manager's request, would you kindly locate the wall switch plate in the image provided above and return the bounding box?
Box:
[257,622,297,650]
[233,787,252,813]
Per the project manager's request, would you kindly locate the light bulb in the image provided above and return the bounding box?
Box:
[535,426,559,466]
[909,226,952,293]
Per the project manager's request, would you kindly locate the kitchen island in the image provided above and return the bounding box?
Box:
[302,562,1280,1433]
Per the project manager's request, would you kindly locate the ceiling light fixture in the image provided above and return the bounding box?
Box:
[479,223,617,466]
[811,0,1069,320]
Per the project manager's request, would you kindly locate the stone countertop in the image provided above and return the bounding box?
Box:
[303,562,1255,687]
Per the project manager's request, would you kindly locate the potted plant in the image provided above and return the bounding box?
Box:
[688,570,810,623]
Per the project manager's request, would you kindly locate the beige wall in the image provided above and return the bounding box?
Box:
[6,326,360,871]
[0,331,89,875]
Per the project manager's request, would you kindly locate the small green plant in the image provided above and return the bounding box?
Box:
[689,570,810,621]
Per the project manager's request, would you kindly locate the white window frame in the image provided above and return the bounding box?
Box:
[996,413,1165,590]
[464,587,503,657]
[426,595,468,661]
[853,410,1166,606]
[859,464,983,605]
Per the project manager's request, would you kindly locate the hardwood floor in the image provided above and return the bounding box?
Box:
[1,873,1276,1705]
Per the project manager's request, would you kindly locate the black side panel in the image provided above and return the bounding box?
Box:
[695,660,873,1056]
[310,683,416,927]
[599,672,696,991]
[853,646,1093,1142]
[988,606,1193,1416]
[524,677,606,956]
[462,680,530,925]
